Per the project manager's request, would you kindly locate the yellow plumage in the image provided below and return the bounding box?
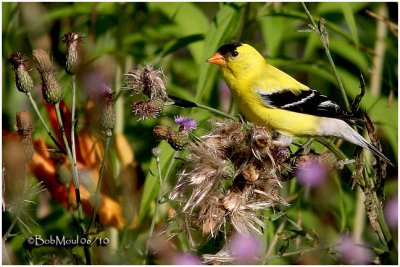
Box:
[210,43,319,136]
[207,42,392,164]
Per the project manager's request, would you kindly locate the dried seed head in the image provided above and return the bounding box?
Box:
[132,98,164,120]
[199,196,225,236]
[33,49,63,104]
[16,111,34,162]
[242,164,260,182]
[62,32,83,75]
[8,52,33,94]
[124,65,167,100]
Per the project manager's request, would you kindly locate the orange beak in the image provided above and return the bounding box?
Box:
[206,52,226,66]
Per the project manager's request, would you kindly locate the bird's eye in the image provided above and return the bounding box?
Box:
[231,51,239,57]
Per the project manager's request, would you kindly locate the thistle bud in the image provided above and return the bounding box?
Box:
[153,126,189,151]
[99,85,115,131]
[8,52,33,94]
[33,49,63,104]
[62,32,82,75]
[16,111,34,162]
[168,132,189,151]
[132,98,164,120]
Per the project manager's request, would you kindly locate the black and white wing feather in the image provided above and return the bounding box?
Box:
[259,89,357,120]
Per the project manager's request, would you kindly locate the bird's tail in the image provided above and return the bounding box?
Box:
[320,118,393,166]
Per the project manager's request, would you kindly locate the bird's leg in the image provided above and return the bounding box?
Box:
[272,133,293,147]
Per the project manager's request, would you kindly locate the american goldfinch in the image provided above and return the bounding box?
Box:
[207,42,392,165]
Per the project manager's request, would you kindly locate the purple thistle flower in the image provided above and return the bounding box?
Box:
[385,196,398,229]
[339,234,373,264]
[174,116,197,132]
[228,233,261,264]
[173,253,202,265]
[295,159,328,188]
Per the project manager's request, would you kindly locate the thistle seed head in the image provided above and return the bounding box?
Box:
[132,98,164,120]
[124,65,167,100]
[33,49,63,104]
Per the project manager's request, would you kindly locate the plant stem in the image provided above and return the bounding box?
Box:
[264,220,286,260]
[301,2,350,111]
[26,92,65,153]
[85,132,112,235]
[70,75,78,182]
[144,150,179,263]
[54,102,89,264]
[196,103,237,120]
[263,245,331,262]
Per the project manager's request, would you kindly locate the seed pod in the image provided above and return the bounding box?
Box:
[8,52,33,94]
[33,49,63,104]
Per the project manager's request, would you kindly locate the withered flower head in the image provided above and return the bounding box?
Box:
[170,120,293,242]
[32,49,63,104]
[8,52,33,94]
[16,111,34,162]
[62,32,83,75]
[124,65,167,100]
[132,98,164,120]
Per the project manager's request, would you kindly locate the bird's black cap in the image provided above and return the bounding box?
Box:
[217,42,243,55]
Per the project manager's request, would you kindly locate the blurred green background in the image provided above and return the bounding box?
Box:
[2,2,398,264]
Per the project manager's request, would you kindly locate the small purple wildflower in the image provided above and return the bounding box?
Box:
[228,233,261,264]
[339,234,373,264]
[173,253,202,265]
[174,116,197,132]
[385,196,398,229]
[295,159,328,188]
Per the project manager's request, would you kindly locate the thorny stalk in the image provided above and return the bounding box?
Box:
[301,2,350,111]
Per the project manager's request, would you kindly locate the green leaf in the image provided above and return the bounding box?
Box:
[329,38,368,71]
[158,34,204,58]
[268,211,285,221]
[341,3,359,48]
[195,3,244,102]
[148,2,209,64]
[259,16,287,57]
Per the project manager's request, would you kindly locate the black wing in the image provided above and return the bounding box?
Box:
[259,89,358,120]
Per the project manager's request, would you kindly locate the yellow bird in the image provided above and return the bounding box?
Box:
[207,42,392,165]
